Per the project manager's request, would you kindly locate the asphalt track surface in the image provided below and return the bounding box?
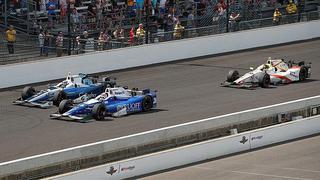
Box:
[0,40,320,163]
[141,135,320,180]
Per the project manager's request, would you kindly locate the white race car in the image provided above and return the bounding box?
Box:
[221,58,311,89]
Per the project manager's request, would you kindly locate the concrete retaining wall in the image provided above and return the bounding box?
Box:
[1,20,320,89]
[48,115,320,180]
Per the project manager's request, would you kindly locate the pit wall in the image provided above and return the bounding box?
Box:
[48,115,320,180]
[1,95,320,180]
[1,20,320,89]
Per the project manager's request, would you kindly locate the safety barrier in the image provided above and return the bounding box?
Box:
[1,95,320,179]
[0,20,320,89]
[48,115,320,180]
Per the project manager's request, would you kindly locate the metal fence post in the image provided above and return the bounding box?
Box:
[67,3,71,55]
[4,0,7,27]
[145,0,149,44]
[226,0,229,32]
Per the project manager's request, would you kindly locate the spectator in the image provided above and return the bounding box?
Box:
[159,0,166,15]
[40,0,46,12]
[229,12,240,31]
[286,0,297,23]
[136,0,144,21]
[148,16,158,43]
[129,26,135,45]
[59,0,67,23]
[273,8,282,25]
[46,0,57,28]
[6,25,16,54]
[187,10,195,29]
[166,8,175,40]
[77,30,88,53]
[217,2,227,32]
[151,0,157,15]
[95,0,103,27]
[55,31,64,57]
[173,20,184,39]
[136,23,145,44]
[98,31,106,51]
[43,30,51,56]
[71,8,80,32]
[38,30,45,56]
[113,25,125,40]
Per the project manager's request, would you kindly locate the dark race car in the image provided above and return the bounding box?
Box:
[13,73,116,108]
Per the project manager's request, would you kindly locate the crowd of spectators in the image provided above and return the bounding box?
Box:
[0,0,313,57]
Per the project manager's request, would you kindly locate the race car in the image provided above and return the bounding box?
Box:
[50,86,157,122]
[13,73,116,108]
[221,58,311,89]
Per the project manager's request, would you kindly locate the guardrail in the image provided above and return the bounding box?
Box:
[1,95,320,180]
[48,114,320,180]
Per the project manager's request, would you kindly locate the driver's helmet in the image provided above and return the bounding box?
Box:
[99,92,108,101]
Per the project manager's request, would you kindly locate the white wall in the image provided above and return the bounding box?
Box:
[49,115,320,180]
[1,20,320,89]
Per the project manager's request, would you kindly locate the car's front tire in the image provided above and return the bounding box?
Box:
[59,99,73,114]
[227,70,239,82]
[142,96,153,111]
[92,103,106,121]
[299,66,308,81]
[258,73,270,88]
[21,86,36,100]
[53,91,67,106]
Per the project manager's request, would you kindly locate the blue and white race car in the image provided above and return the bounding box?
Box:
[50,87,157,122]
[13,73,116,108]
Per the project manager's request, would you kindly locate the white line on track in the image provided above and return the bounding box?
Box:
[229,170,313,180]
[213,161,320,174]
[282,168,320,174]
[195,167,314,180]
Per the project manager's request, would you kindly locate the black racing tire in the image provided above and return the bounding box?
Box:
[299,66,308,81]
[92,103,106,121]
[142,95,153,112]
[258,73,270,88]
[58,99,73,114]
[21,86,36,100]
[53,91,67,107]
[227,70,239,82]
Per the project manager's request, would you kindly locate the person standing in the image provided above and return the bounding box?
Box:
[43,30,50,56]
[46,0,57,28]
[78,31,88,53]
[38,30,45,56]
[136,23,145,44]
[6,25,16,54]
[55,31,64,57]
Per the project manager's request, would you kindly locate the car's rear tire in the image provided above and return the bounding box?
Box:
[53,91,67,107]
[227,70,239,82]
[92,103,105,121]
[59,99,73,114]
[21,86,36,100]
[299,66,308,81]
[258,73,270,88]
[142,96,153,112]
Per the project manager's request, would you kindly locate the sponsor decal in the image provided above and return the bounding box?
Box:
[117,102,140,112]
[251,135,263,141]
[106,166,117,175]
[289,72,298,78]
[239,136,248,144]
[121,166,135,172]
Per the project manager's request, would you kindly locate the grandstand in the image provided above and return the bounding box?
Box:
[0,0,319,64]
